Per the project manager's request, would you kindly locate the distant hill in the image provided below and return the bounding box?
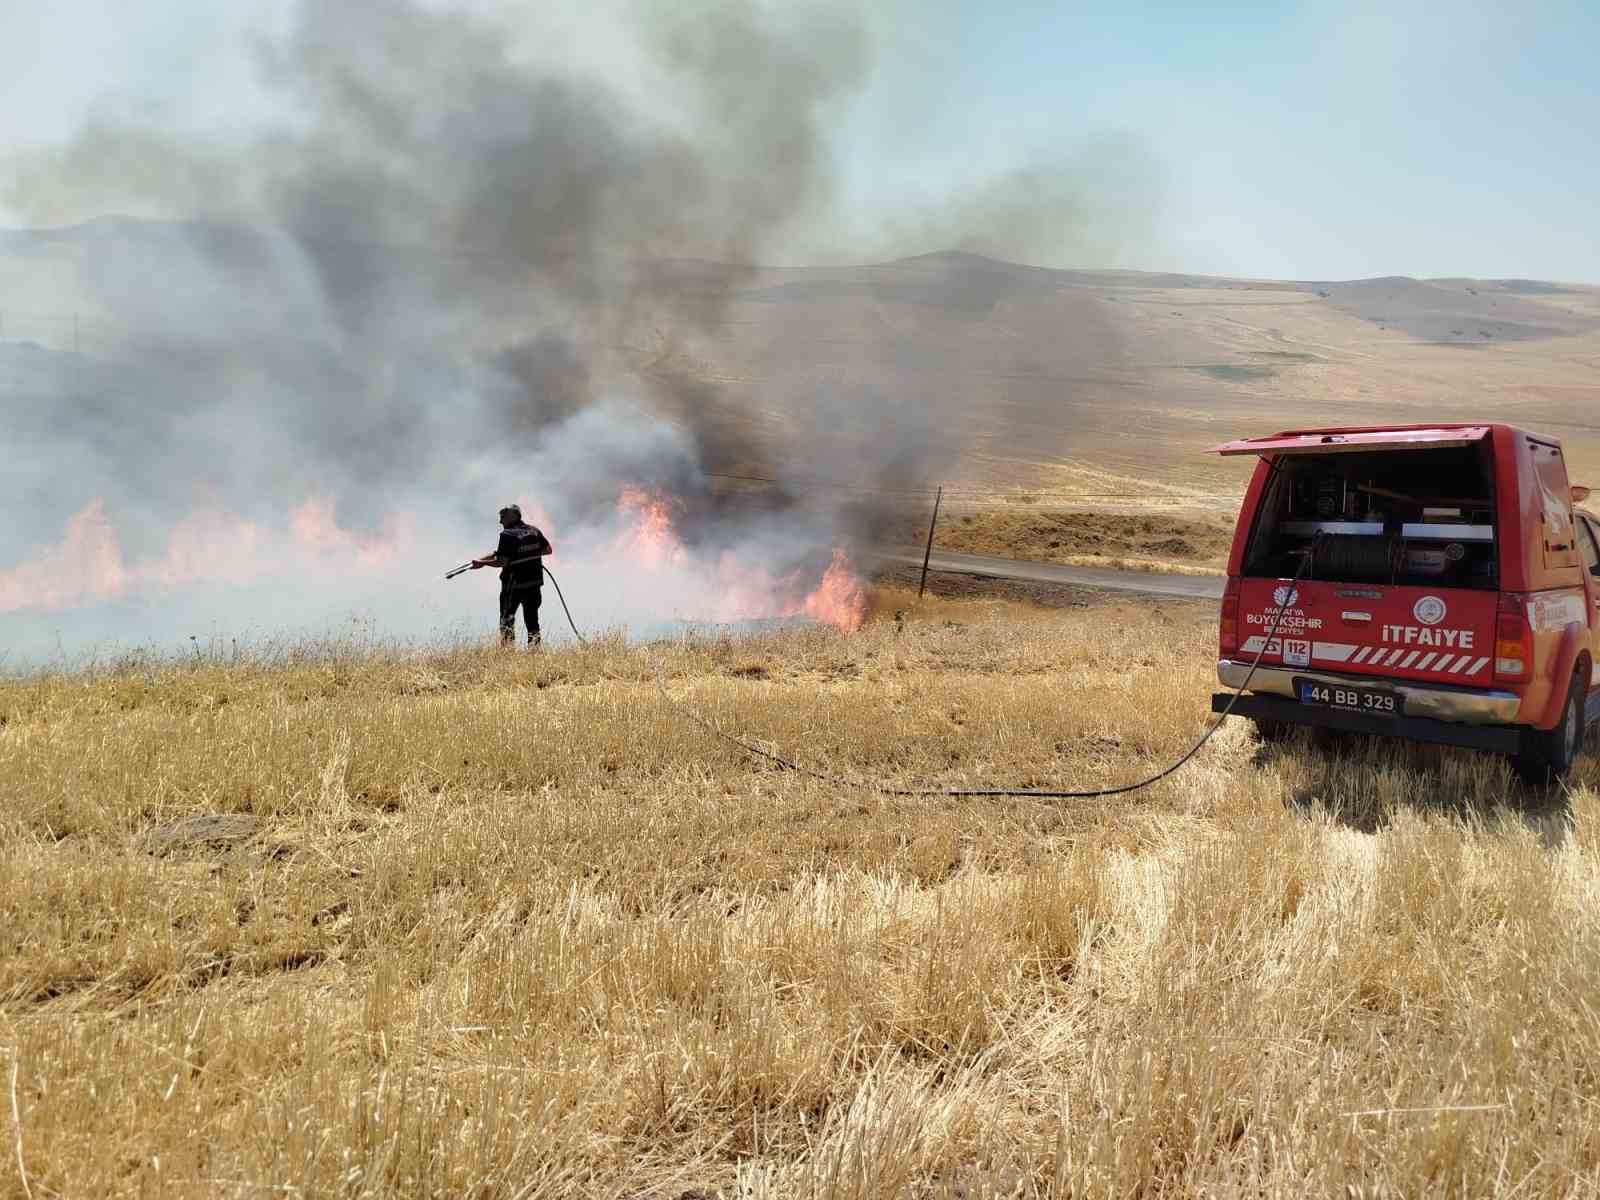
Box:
[5,221,1600,497]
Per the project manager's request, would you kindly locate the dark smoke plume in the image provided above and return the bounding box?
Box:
[0,0,1155,655]
[10,2,871,525]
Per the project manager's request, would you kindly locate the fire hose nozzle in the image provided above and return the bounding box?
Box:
[445,562,474,580]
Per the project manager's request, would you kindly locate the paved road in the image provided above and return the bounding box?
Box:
[870,547,1225,601]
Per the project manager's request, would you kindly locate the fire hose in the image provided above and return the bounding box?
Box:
[544,567,587,646]
[654,533,1321,799]
[445,558,589,645]
[451,534,1318,799]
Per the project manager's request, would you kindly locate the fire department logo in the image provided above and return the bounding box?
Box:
[1413,595,1447,625]
[1273,586,1299,608]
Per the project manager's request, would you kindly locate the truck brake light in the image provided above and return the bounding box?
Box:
[1219,578,1240,657]
[1494,593,1530,682]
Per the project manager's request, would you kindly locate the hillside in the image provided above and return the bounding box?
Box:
[6,223,1600,507]
[3,588,1596,1195]
[704,252,1600,496]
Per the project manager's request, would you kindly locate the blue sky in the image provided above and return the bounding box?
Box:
[4,0,1597,281]
[853,0,1600,280]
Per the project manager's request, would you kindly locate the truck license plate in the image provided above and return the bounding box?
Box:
[1299,681,1396,713]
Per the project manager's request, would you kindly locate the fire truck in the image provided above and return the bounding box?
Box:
[1212,424,1599,782]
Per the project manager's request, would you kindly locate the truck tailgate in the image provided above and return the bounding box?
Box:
[1238,579,1497,683]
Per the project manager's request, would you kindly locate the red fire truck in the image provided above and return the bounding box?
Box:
[1212,424,1599,782]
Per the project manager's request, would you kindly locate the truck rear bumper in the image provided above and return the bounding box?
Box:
[1211,692,1523,754]
[1216,660,1522,724]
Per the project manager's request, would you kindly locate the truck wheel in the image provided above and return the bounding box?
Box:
[1512,672,1586,786]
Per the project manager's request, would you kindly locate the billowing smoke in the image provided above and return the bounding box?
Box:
[0,0,1154,662]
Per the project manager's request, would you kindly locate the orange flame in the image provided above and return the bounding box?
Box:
[0,496,408,614]
[1,486,869,636]
[0,500,127,613]
[614,486,687,568]
[614,484,869,632]
[150,508,267,587]
[289,497,404,567]
[795,548,869,632]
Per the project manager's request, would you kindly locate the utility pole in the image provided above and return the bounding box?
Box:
[918,484,943,600]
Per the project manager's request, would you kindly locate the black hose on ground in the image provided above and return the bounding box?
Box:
[542,565,587,645]
[654,534,1322,799]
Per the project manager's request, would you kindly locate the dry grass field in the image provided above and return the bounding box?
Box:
[5,584,1599,1198]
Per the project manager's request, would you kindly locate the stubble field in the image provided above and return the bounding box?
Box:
[3,585,1599,1198]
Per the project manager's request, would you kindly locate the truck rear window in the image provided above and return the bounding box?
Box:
[1242,444,1497,589]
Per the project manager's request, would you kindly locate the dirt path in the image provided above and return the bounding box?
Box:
[869,546,1226,600]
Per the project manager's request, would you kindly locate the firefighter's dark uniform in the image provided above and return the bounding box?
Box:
[495,521,552,644]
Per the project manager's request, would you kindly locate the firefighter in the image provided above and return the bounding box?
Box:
[471,504,553,645]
